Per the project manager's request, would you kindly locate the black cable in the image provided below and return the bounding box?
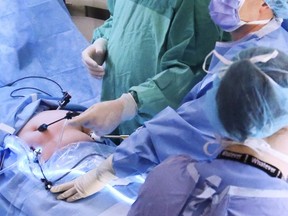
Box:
[6,76,64,92]
[6,76,65,98]
[38,161,53,190]
[10,87,52,98]
[6,75,72,109]
[34,152,105,190]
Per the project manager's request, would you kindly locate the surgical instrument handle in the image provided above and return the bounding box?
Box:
[102,135,129,139]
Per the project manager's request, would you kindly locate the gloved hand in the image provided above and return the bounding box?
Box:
[82,38,107,79]
[50,155,116,202]
[69,93,137,136]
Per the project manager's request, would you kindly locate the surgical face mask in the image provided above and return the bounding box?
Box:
[209,0,271,32]
[243,138,288,166]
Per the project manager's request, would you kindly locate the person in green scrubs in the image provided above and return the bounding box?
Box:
[71,0,228,136]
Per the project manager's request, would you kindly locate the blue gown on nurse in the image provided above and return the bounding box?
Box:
[128,46,288,215]
[112,17,288,177]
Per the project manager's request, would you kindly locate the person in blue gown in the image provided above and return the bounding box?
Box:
[128,46,288,215]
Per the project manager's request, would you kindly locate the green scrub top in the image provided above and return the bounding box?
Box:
[92,0,229,135]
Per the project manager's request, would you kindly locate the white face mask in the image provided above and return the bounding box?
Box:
[243,138,288,165]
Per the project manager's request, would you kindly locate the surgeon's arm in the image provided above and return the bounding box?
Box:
[129,0,223,122]
[113,95,216,178]
[112,126,160,177]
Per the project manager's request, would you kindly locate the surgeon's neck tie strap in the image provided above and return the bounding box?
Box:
[217,150,283,179]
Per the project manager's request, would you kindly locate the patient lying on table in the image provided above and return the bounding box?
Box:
[1,108,136,216]
[17,110,93,162]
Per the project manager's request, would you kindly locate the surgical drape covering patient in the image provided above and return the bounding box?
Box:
[128,47,288,216]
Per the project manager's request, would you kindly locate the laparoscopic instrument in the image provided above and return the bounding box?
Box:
[37,111,80,132]
[102,135,129,139]
[37,111,129,141]
[57,92,71,110]
[89,132,129,142]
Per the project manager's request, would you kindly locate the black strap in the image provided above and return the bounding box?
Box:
[128,90,139,104]
[217,150,283,179]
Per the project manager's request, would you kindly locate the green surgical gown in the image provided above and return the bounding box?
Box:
[92,0,229,135]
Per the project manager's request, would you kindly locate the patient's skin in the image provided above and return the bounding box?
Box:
[17,110,93,162]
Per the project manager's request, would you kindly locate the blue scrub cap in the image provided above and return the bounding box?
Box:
[205,46,288,142]
[265,0,288,19]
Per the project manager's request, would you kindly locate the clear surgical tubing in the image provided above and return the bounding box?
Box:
[57,118,68,151]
